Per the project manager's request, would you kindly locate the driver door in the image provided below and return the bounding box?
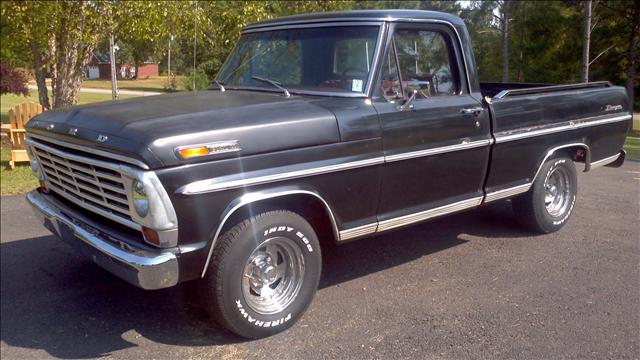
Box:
[373,23,491,228]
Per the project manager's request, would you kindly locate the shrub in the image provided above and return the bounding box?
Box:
[0,63,29,96]
[164,75,178,92]
[183,68,210,91]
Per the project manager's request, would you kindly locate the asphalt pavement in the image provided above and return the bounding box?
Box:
[1,163,639,359]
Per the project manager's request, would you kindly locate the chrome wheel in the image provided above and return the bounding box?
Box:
[544,166,571,217]
[242,236,305,315]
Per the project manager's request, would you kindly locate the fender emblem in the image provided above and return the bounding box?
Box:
[97,135,109,142]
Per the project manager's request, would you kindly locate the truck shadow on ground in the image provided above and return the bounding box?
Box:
[0,201,530,358]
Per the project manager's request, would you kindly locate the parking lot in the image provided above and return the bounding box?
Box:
[1,163,638,359]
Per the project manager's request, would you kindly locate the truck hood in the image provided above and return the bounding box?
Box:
[26,90,340,169]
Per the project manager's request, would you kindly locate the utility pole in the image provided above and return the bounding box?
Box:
[193,0,197,91]
[168,34,173,84]
[581,0,592,83]
[109,33,119,100]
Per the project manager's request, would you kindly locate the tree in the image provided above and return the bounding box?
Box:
[499,0,510,83]
[625,0,639,107]
[1,1,107,109]
[581,0,592,82]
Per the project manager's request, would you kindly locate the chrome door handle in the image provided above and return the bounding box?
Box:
[460,107,484,116]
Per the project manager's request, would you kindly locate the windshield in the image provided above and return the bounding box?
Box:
[217,26,380,95]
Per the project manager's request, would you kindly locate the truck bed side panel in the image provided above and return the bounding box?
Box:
[485,86,631,194]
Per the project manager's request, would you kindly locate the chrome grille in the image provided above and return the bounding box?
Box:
[29,139,139,229]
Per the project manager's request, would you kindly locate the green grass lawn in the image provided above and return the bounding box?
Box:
[0,148,38,195]
[1,91,135,124]
[43,76,187,93]
[624,135,640,161]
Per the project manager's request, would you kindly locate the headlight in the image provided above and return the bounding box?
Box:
[125,171,178,248]
[26,146,43,180]
[132,180,149,217]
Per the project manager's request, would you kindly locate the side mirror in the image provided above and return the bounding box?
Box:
[398,89,417,111]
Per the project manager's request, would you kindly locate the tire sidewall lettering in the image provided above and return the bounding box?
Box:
[262,225,313,253]
[235,299,292,329]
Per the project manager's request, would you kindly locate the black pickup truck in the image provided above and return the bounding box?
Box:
[25,10,631,338]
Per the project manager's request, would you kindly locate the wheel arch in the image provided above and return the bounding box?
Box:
[200,187,340,277]
[532,142,591,182]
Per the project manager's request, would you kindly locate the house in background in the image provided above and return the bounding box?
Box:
[86,54,159,80]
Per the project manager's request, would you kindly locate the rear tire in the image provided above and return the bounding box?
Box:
[513,156,578,233]
[201,210,321,339]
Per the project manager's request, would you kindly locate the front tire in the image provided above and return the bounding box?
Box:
[202,210,321,339]
[513,156,578,233]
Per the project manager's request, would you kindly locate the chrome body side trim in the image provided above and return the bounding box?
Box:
[483,183,531,203]
[377,196,483,232]
[179,157,385,195]
[28,133,149,169]
[338,222,378,241]
[201,189,340,277]
[27,190,178,290]
[385,139,491,162]
[494,114,631,143]
[589,152,621,169]
[180,140,493,195]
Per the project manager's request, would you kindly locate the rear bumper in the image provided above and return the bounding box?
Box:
[26,190,179,290]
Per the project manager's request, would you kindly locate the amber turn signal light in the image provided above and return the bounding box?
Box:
[142,227,160,247]
[177,146,210,159]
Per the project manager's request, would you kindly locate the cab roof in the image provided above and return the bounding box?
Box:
[244,9,466,31]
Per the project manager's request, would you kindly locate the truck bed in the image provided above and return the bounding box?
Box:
[481,80,632,196]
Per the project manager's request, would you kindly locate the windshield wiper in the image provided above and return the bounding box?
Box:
[251,76,290,98]
[214,80,226,92]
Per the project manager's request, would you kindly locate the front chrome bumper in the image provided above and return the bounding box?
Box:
[26,190,179,290]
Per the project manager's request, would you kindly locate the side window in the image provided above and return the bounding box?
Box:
[394,29,459,98]
[379,42,403,102]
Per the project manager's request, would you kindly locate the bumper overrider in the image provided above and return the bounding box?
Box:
[27,190,179,290]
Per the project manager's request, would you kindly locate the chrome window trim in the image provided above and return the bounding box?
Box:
[339,222,378,241]
[377,196,483,232]
[494,114,631,144]
[200,189,340,277]
[230,22,386,99]
[385,139,492,163]
[388,19,471,94]
[27,133,149,169]
[589,152,621,169]
[240,17,471,96]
